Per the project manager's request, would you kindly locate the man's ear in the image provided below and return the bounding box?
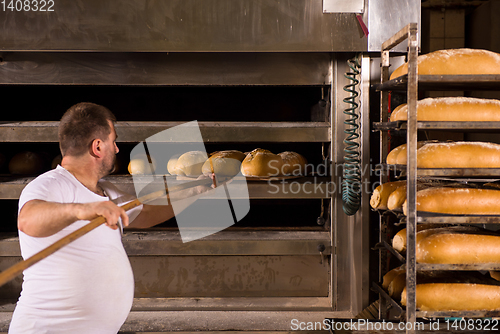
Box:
[90,139,103,158]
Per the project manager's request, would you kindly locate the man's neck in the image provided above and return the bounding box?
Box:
[61,157,104,196]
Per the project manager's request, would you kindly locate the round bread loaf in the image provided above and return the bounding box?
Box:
[278,151,307,175]
[403,187,500,215]
[401,283,500,311]
[390,97,500,122]
[390,48,500,80]
[128,155,156,175]
[9,151,44,175]
[201,150,246,176]
[176,151,208,177]
[240,149,284,177]
[370,180,406,210]
[167,154,182,175]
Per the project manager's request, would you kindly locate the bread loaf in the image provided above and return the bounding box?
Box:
[370,180,406,210]
[240,149,284,177]
[392,224,447,253]
[401,283,500,311]
[128,154,156,175]
[382,265,406,290]
[390,97,500,122]
[417,232,500,264]
[201,150,246,176]
[416,141,500,168]
[278,151,307,175]
[386,142,430,165]
[403,187,500,215]
[176,151,208,177]
[387,182,431,211]
[390,48,500,80]
[167,154,182,175]
[9,151,44,175]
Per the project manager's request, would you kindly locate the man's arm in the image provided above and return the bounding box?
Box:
[18,199,129,237]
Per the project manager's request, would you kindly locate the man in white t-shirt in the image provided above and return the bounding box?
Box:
[8,102,208,334]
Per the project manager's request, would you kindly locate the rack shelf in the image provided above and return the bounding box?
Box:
[0,175,333,200]
[375,74,500,92]
[373,121,500,132]
[0,121,330,143]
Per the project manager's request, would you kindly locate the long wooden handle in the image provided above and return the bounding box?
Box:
[0,178,212,287]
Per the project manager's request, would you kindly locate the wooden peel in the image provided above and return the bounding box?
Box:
[0,178,213,288]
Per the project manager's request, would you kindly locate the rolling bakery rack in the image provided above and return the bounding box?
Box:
[374,23,500,334]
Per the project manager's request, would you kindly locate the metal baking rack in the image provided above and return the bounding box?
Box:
[378,164,500,178]
[373,120,500,132]
[377,23,500,331]
[375,74,500,91]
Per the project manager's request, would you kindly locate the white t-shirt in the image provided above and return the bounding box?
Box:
[9,166,142,334]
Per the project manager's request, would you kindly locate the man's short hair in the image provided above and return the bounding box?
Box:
[59,102,116,157]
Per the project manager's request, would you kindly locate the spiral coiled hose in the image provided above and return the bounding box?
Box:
[342,55,362,216]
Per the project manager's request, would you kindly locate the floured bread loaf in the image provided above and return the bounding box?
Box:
[201,150,246,176]
[403,187,500,215]
[391,224,452,253]
[128,154,156,175]
[417,230,500,264]
[388,141,500,168]
[386,142,430,165]
[401,283,500,311]
[390,48,500,80]
[167,154,182,175]
[240,149,284,177]
[370,180,406,210]
[176,151,208,177]
[390,97,500,122]
[278,151,307,175]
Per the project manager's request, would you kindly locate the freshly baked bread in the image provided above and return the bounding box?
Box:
[128,154,156,175]
[387,182,431,211]
[417,231,500,264]
[370,180,406,210]
[9,151,44,175]
[401,283,500,311]
[392,224,448,253]
[390,48,500,80]
[386,142,430,165]
[240,149,284,177]
[382,265,405,290]
[201,150,246,176]
[387,141,500,168]
[403,187,500,215]
[176,151,208,177]
[278,151,307,175]
[390,97,500,122]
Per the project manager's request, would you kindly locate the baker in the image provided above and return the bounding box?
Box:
[8,102,211,334]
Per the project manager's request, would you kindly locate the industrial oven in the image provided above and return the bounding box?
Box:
[0,1,419,332]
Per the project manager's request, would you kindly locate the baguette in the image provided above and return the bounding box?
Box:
[417,232,500,264]
[415,141,500,168]
[370,181,406,210]
[403,187,500,215]
[387,182,431,211]
[390,48,500,80]
[401,283,500,311]
[390,97,500,122]
[392,224,449,253]
[386,142,430,165]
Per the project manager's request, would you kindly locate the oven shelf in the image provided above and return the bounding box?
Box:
[374,74,500,91]
[0,121,330,143]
